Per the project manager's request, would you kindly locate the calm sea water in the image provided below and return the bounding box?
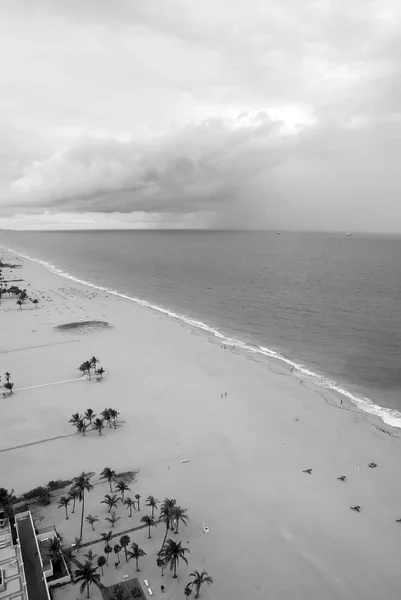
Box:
[2,230,401,426]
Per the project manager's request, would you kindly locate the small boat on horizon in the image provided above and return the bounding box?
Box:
[276,232,281,235]
[345,232,352,236]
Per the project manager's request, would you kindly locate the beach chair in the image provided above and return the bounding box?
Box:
[147,588,153,596]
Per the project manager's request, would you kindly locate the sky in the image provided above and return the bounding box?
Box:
[1,0,401,231]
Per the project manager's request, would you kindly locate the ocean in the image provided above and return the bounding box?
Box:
[2,230,401,427]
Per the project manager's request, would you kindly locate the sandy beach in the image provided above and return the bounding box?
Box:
[1,249,401,600]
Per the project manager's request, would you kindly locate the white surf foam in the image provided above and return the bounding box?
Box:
[4,245,401,429]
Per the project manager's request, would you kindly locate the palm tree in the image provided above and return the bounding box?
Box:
[96,367,105,380]
[71,472,95,539]
[86,514,99,531]
[135,494,141,511]
[79,361,92,379]
[123,497,136,517]
[92,418,105,435]
[83,549,98,563]
[32,298,39,308]
[184,585,193,598]
[73,537,83,553]
[68,488,80,514]
[73,561,100,599]
[172,506,189,534]
[100,531,113,544]
[84,409,96,423]
[160,539,190,579]
[109,409,120,428]
[113,544,121,564]
[119,535,131,562]
[69,413,83,428]
[90,356,99,371]
[140,515,157,539]
[188,571,214,598]
[4,372,11,383]
[104,545,112,565]
[157,557,167,577]
[127,543,147,572]
[17,300,22,310]
[62,546,75,571]
[101,494,119,513]
[145,496,159,519]
[105,511,121,528]
[78,419,89,436]
[100,467,116,492]
[48,536,62,562]
[97,555,106,576]
[158,498,176,554]
[115,481,130,501]
[101,409,112,428]
[58,496,71,520]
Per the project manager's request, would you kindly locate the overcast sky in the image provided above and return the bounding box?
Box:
[1,0,401,231]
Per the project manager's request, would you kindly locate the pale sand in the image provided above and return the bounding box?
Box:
[1,250,401,600]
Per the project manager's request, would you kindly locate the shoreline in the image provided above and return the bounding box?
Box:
[1,246,401,599]
[2,243,401,431]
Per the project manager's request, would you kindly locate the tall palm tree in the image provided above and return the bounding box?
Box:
[159,539,190,579]
[48,536,62,562]
[172,506,189,534]
[4,372,11,383]
[113,544,121,564]
[158,498,177,554]
[119,535,131,562]
[97,555,106,576]
[145,496,159,519]
[100,531,113,544]
[101,494,119,513]
[83,549,98,563]
[92,418,105,435]
[104,545,112,565]
[79,361,92,379]
[84,409,96,424]
[123,497,136,517]
[100,467,116,492]
[78,419,89,436]
[105,511,120,528]
[86,514,99,531]
[188,571,214,598]
[140,515,156,539]
[73,561,100,599]
[115,481,130,501]
[58,496,71,520]
[135,494,141,511]
[71,472,95,539]
[127,543,147,572]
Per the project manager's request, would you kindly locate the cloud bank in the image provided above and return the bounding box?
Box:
[1,0,401,230]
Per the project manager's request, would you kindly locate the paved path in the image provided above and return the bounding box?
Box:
[80,518,164,549]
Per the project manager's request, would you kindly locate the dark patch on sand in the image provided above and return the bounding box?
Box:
[55,320,110,333]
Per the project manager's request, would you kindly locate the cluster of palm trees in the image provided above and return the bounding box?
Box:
[1,371,14,395]
[57,468,213,598]
[68,408,120,435]
[78,356,105,381]
[0,284,39,309]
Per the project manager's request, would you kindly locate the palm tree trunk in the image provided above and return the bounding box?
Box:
[87,581,90,599]
[173,561,177,578]
[129,506,132,517]
[148,525,151,539]
[151,507,154,519]
[101,566,104,575]
[91,524,94,531]
[80,493,85,539]
[72,499,76,513]
[124,548,128,562]
[65,506,69,520]
[136,558,139,572]
[109,481,112,493]
[159,524,169,554]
